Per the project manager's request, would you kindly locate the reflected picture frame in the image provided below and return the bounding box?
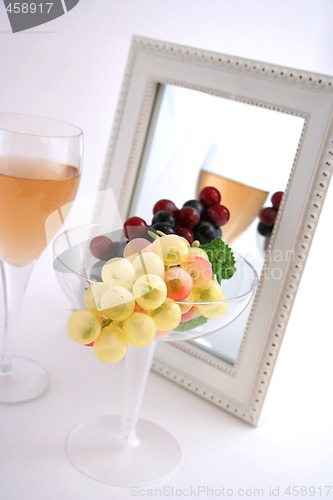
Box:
[97,36,333,425]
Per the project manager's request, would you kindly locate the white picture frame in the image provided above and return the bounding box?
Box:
[98,36,333,425]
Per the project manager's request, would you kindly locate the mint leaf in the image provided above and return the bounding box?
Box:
[199,238,236,283]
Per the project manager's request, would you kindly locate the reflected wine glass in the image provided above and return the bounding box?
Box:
[197,145,269,244]
[53,223,258,487]
[0,113,82,404]
[197,170,269,244]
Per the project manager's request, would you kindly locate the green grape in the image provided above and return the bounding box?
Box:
[193,280,229,318]
[93,323,128,363]
[198,300,229,319]
[132,251,165,279]
[153,234,188,266]
[122,312,156,346]
[84,282,110,311]
[67,309,102,344]
[101,257,135,288]
[178,291,195,313]
[149,297,182,331]
[100,285,135,321]
[132,273,167,310]
[193,279,224,303]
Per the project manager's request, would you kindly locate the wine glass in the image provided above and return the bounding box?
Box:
[53,223,258,487]
[0,113,82,404]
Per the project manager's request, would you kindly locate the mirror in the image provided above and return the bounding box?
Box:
[97,36,333,425]
[129,83,305,366]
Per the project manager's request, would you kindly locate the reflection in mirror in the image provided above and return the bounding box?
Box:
[130,84,304,365]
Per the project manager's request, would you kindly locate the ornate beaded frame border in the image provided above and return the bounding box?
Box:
[98,36,333,426]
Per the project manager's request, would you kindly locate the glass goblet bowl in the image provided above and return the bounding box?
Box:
[53,224,259,341]
[53,223,258,487]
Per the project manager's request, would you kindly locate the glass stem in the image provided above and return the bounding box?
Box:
[0,260,35,374]
[120,342,156,446]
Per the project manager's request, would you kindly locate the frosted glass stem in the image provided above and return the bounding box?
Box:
[0,260,35,374]
[120,342,156,446]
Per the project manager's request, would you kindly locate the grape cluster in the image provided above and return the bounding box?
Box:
[67,233,229,363]
[123,186,230,246]
[257,191,284,237]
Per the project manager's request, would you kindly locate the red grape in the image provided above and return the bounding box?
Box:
[153,199,178,214]
[259,207,277,226]
[180,306,199,323]
[198,186,221,208]
[89,235,114,260]
[181,256,213,288]
[271,191,284,209]
[123,216,147,239]
[183,199,205,217]
[205,204,230,227]
[164,267,193,301]
[175,207,200,228]
[176,226,195,244]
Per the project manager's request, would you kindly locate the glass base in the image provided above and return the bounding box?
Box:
[66,414,182,487]
[0,355,50,404]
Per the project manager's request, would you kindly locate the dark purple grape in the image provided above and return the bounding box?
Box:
[215,226,222,238]
[152,210,176,228]
[125,225,155,241]
[152,222,176,234]
[89,260,106,282]
[183,199,205,218]
[110,240,128,257]
[257,222,273,237]
[145,227,158,241]
[194,221,218,244]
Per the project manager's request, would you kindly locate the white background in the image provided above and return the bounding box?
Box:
[1,1,333,499]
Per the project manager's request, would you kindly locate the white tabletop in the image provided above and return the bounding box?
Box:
[1,0,333,497]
